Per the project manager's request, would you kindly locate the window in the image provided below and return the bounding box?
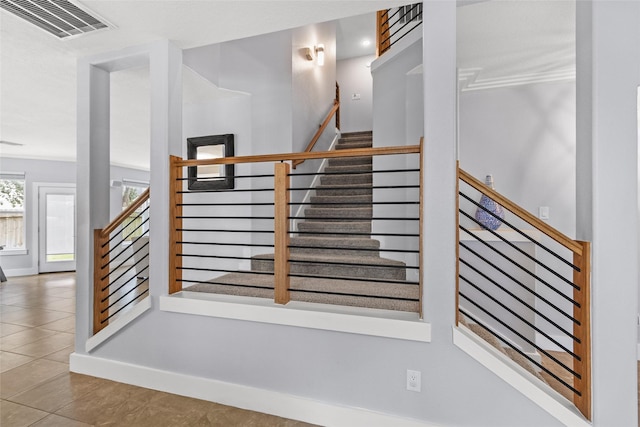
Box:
[0,173,26,250]
[122,179,149,242]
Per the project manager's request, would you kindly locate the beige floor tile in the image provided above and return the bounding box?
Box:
[40,316,75,333]
[0,400,48,427]
[10,332,74,358]
[0,328,58,351]
[29,413,93,427]
[0,351,34,373]
[10,372,104,413]
[0,323,28,338]
[1,309,73,328]
[0,358,69,399]
[42,345,74,363]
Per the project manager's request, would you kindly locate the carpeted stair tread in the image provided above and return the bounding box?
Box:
[327,156,372,167]
[324,164,372,174]
[303,207,372,221]
[340,131,373,138]
[314,183,372,196]
[289,236,380,256]
[251,252,406,280]
[320,173,372,186]
[336,141,372,150]
[297,220,372,235]
[310,194,372,208]
[184,272,417,312]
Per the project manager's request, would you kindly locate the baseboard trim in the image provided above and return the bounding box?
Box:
[69,352,440,427]
[453,325,590,427]
[3,267,38,277]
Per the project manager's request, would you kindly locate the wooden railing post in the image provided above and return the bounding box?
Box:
[376,10,390,57]
[93,229,110,334]
[169,156,183,294]
[274,162,291,304]
[573,240,591,420]
[335,82,340,130]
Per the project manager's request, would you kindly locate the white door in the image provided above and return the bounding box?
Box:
[39,186,76,273]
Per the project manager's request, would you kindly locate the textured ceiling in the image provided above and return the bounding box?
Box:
[0,1,575,170]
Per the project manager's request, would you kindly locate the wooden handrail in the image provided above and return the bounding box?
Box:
[458,168,583,255]
[101,188,150,237]
[174,145,420,168]
[292,99,340,169]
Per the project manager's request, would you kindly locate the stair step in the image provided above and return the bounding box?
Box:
[184,271,418,312]
[336,140,372,149]
[340,131,372,139]
[324,164,372,174]
[320,173,372,186]
[310,194,372,208]
[314,183,372,196]
[289,236,380,256]
[303,207,372,221]
[251,253,407,280]
[327,156,372,167]
[297,220,371,235]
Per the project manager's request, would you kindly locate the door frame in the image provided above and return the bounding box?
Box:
[32,182,76,273]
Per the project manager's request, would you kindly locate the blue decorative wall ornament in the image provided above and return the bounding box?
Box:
[475,174,504,230]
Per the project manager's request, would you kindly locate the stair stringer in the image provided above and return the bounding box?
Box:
[453,323,590,427]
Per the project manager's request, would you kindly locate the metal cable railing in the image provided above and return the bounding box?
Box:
[457,166,591,420]
[377,3,423,57]
[93,188,150,334]
[169,142,423,315]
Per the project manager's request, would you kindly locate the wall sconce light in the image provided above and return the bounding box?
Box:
[304,47,314,61]
[315,44,325,66]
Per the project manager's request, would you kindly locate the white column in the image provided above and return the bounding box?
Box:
[576,1,640,424]
[149,41,183,297]
[76,62,111,347]
[422,0,457,332]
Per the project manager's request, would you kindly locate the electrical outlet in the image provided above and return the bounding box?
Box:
[407,369,421,392]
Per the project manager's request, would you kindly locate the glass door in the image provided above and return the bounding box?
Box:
[39,186,76,273]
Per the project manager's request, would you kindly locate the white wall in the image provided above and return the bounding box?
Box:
[337,55,375,133]
[0,157,148,276]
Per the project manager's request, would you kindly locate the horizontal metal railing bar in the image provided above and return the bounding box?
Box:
[379,8,400,34]
[288,272,419,286]
[459,308,580,396]
[460,191,580,272]
[178,202,275,207]
[460,275,579,358]
[286,258,418,270]
[101,256,148,292]
[289,184,419,191]
[178,228,274,234]
[178,267,275,276]
[291,287,419,302]
[293,230,419,237]
[103,287,149,323]
[381,15,422,51]
[179,241,274,248]
[460,228,580,307]
[290,216,419,221]
[459,248,579,324]
[174,145,421,167]
[101,240,148,271]
[102,272,149,305]
[103,230,149,263]
[459,293,581,381]
[289,168,420,177]
[460,209,579,289]
[179,254,255,262]
[459,169,583,255]
[290,201,419,206]
[178,187,274,194]
[459,258,579,340]
[103,205,149,247]
[178,216,275,220]
[119,218,150,246]
[178,279,274,291]
[178,173,275,181]
[101,188,150,238]
[288,245,418,254]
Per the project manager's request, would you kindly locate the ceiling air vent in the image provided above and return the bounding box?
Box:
[0,0,111,39]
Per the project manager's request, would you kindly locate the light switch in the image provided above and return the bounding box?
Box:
[351,93,361,100]
[539,206,550,220]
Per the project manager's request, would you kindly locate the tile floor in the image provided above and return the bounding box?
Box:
[0,272,314,427]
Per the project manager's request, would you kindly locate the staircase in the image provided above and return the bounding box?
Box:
[185,131,419,312]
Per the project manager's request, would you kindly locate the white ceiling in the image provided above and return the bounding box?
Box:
[0,0,575,170]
